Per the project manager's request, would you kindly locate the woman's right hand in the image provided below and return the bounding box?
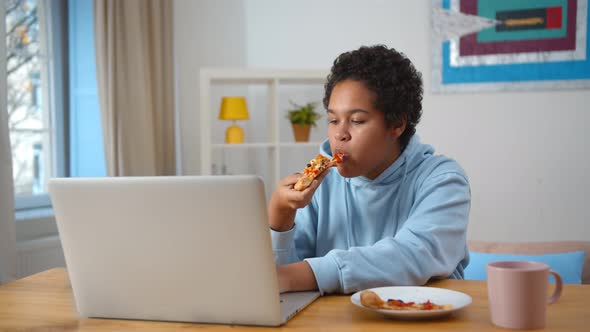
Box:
[267,171,329,232]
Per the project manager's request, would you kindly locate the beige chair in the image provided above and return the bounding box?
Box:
[467,241,590,284]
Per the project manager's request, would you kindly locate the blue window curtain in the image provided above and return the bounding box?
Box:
[68,0,105,177]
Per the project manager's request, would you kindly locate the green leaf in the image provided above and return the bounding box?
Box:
[285,100,322,126]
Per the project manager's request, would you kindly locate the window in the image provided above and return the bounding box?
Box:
[5,0,67,213]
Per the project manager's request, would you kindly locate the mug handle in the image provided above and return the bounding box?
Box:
[547,269,563,304]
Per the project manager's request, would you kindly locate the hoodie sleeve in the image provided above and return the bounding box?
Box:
[270,201,318,265]
[305,170,471,294]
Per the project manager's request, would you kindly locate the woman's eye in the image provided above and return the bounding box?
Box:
[328,119,337,124]
[351,120,365,125]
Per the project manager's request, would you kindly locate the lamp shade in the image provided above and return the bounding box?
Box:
[218,97,249,120]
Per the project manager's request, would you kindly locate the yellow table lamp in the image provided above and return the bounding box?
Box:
[218,97,249,144]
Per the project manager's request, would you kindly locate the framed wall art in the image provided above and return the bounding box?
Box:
[432,0,590,92]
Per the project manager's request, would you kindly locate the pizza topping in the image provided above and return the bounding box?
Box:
[359,290,452,311]
[293,153,344,191]
[302,155,329,175]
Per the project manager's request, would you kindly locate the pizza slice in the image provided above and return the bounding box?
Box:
[293,153,343,191]
[359,290,452,311]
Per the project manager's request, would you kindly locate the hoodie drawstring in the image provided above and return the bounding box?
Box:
[344,178,352,248]
[393,156,409,235]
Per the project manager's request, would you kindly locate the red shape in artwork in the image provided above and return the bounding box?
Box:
[546,7,562,29]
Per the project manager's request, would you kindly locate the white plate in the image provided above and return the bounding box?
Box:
[350,286,472,319]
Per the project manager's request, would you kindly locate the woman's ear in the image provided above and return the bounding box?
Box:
[390,117,407,139]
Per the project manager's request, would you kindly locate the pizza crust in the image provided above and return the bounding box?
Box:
[294,177,314,191]
[293,153,343,191]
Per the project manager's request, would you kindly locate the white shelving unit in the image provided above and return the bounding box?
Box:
[199,68,328,193]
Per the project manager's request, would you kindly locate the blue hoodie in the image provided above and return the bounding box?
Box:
[270,135,471,295]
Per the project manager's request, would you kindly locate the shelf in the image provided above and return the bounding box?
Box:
[212,143,276,149]
[212,142,323,149]
[202,68,328,85]
[200,68,327,194]
[278,142,323,148]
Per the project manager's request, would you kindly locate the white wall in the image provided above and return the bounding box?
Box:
[174,0,590,242]
[173,0,247,174]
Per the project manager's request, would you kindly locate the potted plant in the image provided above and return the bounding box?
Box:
[286,100,322,142]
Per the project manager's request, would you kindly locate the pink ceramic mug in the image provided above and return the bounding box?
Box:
[487,261,562,329]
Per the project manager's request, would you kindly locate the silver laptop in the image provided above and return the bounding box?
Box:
[48,175,319,326]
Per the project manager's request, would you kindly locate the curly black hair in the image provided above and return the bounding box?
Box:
[323,45,423,149]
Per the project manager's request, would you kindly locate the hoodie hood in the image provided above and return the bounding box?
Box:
[319,135,434,187]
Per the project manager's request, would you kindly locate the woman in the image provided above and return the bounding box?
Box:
[269,45,471,295]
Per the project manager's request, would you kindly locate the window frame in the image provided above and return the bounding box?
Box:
[8,0,69,214]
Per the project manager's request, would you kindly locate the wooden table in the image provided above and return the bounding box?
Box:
[0,268,588,331]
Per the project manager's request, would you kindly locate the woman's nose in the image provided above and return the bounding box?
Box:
[335,128,351,141]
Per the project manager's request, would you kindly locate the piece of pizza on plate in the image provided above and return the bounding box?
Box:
[360,290,452,311]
